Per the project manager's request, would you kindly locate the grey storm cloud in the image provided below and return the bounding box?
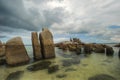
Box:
[0,0,120,43]
[0,0,39,32]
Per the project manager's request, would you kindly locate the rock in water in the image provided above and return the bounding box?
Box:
[5,71,24,80]
[106,47,114,56]
[32,32,42,60]
[88,74,116,80]
[48,65,59,73]
[27,61,51,71]
[0,41,5,57]
[84,44,92,54]
[119,49,120,57]
[5,37,30,66]
[39,28,55,59]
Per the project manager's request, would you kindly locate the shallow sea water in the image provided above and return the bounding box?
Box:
[0,45,120,80]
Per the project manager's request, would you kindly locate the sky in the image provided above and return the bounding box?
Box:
[0,0,120,44]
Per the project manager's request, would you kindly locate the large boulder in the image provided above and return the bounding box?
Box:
[31,32,42,60]
[5,37,30,66]
[39,28,55,59]
[0,41,5,57]
[93,44,105,53]
[106,46,114,56]
[84,44,93,54]
[114,43,120,47]
[118,49,120,57]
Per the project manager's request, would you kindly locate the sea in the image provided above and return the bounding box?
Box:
[0,44,120,80]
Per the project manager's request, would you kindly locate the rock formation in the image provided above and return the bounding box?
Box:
[114,43,120,47]
[118,49,120,57]
[31,32,42,60]
[84,44,92,54]
[5,37,30,66]
[39,28,55,59]
[0,41,5,57]
[106,46,114,56]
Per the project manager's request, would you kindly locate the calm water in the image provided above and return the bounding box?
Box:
[0,44,120,80]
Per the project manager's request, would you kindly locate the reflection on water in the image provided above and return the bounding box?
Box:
[0,46,120,80]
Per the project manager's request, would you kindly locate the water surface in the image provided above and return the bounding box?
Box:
[0,45,120,80]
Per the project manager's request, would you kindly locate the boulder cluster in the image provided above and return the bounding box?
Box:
[0,28,55,66]
[55,38,114,55]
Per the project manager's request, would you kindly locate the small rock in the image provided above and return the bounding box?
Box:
[27,61,51,71]
[88,74,117,80]
[48,65,59,74]
[82,64,88,67]
[56,74,67,78]
[62,58,80,67]
[62,60,72,67]
[5,71,24,80]
[65,68,76,72]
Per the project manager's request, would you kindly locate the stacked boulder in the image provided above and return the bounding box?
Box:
[5,37,30,66]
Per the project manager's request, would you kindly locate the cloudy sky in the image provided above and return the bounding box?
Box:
[0,0,120,44]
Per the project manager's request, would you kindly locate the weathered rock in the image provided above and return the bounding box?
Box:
[84,44,92,54]
[0,41,5,57]
[39,28,55,59]
[27,61,51,71]
[76,48,81,55]
[32,32,42,60]
[56,74,67,78]
[0,58,6,65]
[5,37,30,66]
[114,43,120,47]
[72,38,81,43]
[48,65,59,73]
[93,44,105,53]
[106,46,114,56]
[62,58,80,67]
[118,49,120,57]
[5,71,24,80]
[88,74,116,80]
[65,68,76,72]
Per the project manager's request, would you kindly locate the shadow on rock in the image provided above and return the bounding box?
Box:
[88,74,117,80]
[5,71,24,80]
[27,61,51,71]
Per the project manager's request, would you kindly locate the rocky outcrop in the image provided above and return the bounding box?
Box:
[114,43,120,47]
[0,41,5,57]
[39,28,55,59]
[118,49,120,57]
[84,44,93,54]
[5,37,30,66]
[31,32,42,60]
[106,46,114,56]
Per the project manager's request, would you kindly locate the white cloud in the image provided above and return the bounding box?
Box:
[0,0,120,43]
